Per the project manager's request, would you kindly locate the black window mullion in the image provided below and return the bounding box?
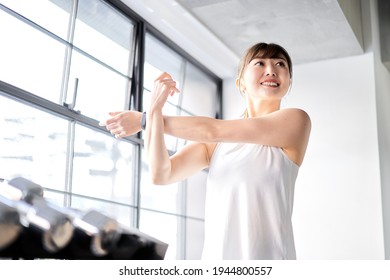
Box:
[129,20,146,229]
[132,21,146,112]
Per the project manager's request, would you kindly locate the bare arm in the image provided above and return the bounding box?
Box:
[104,107,311,167]
[144,72,214,185]
[163,108,311,165]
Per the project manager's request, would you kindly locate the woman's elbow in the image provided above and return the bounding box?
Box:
[150,171,171,185]
[202,122,220,142]
[150,177,167,185]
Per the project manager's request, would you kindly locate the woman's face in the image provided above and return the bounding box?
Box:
[240,55,291,101]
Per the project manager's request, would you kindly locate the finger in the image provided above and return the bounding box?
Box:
[105,114,123,126]
[99,112,121,126]
[115,131,125,139]
[110,128,121,137]
[159,80,180,92]
[109,111,122,116]
[106,121,120,131]
[170,87,180,96]
[156,72,172,81]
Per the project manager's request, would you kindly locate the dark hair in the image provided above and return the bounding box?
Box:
[237,42,292,94]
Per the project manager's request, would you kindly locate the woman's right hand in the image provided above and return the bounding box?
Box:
[149,72,180,112]
[100,110,142,138]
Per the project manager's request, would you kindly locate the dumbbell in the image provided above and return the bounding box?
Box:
[0,196,22,250]
[2,177,44,203]
[67,209,121,257]
[0,177,74,253]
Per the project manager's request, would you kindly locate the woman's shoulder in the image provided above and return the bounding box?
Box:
[278,107,309,116]
[276,108,311,166]
[274,108,311,125]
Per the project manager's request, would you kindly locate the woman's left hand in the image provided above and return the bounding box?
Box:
[149,72,180,112]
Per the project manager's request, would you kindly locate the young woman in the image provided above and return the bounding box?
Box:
[103,42,311,260]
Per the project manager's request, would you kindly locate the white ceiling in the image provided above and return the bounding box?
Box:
[122,0,365,78]
[177,0,364,63]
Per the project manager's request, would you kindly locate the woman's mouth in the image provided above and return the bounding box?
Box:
[260,81,279,87]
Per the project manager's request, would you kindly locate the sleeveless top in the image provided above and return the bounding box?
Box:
[202,143,299,260]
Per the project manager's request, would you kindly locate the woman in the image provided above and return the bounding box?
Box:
[103,42,311,260]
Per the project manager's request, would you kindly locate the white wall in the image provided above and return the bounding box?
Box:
[370,0,390,259]
[222,51,385,260]
[290,53,383,259]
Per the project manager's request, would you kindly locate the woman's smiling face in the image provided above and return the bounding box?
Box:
[240,56,291,101]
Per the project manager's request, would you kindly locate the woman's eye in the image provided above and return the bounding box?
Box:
[255,61,264,66]
[276,61,285,67]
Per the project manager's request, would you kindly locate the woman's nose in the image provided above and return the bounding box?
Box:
[265,65,276,76]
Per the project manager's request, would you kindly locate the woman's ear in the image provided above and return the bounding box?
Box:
[236,78,245,93]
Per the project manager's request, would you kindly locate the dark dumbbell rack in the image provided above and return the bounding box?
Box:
[0,227,165,260]
[0,177,168,260]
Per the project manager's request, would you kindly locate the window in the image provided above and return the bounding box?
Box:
[0,0,137,228]
[0,5,68,103]
[0,95,68,190]
[0,0,221,260]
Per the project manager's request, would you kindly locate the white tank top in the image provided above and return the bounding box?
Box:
[202,143,299,260]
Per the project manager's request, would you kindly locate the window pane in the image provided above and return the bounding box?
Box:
[71,124,135,206]
[74,0,135,75]
[185,218,204,260]
[144,34,183,86]
[67,50,130,121]
[43,189,135,230]
[139,210,182,260]
[144,34,184,108]
[0,0,72,40]
[181,63,217,117]
[143,63,181,108]
[42,189,67,208]
[70,194,135,228]
[140,148,183,215]
[0,10,66,103]
[0,94,68,191]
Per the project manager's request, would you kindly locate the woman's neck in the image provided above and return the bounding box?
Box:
[246,100,281,117]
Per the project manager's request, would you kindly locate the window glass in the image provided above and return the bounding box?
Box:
[74,0,135,75]
[42,189,67,208]
[181,63,217,117]
[66,50,130,121]
[0,0,72,40]
[0,94,68,191]
[70,194,135,228]
[139,210,182,260]
[185,218,205,260]
[140,148,183,215]
[143,36,184,151]
[0,10,66,103]
[144,34,184,108]
[71,124,135,206]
